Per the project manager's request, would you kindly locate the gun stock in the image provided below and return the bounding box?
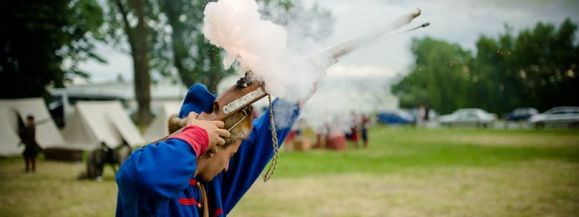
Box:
[164,79,266,146]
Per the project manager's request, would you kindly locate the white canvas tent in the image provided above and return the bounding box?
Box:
[144,102,181,142]
[0,98,65,156]
[61,101,144,150]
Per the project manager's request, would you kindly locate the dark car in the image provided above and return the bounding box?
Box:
[505,108,538,121]
[377,110,414,125]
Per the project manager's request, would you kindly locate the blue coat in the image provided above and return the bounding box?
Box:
[116,83,300,217]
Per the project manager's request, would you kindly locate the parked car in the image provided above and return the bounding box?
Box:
[439,108,496,128]
[529,106,579,128]
[505,107,538,121]
[377,110,414,125]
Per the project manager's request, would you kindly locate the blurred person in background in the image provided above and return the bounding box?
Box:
[361,114,370,148]
[19,115,42,173]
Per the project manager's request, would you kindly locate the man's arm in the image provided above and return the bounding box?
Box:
[116,111,228,200]
[115,126,208,200]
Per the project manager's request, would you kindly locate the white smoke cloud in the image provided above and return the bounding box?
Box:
[203,0,328,102]
[205,0,410,133]
[203,0,286,69]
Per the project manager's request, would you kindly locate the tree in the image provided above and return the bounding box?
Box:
[510,19,578,111]
[104,0,160,125]
[473,19,579,112]
[392,37,473,114]
[156,0,229,92]
[0,0,104,98]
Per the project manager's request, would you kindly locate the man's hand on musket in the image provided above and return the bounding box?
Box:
[185,112,230,154]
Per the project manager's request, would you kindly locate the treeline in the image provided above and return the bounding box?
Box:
[392,19,579,115]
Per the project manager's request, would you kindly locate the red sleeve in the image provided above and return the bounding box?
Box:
[169,125,209,157]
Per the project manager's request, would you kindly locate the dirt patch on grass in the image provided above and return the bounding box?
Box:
[448,134,579,147]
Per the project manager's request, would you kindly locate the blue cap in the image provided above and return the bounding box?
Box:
[178,83,216,118]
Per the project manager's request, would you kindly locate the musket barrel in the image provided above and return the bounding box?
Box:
[324,9,422,61]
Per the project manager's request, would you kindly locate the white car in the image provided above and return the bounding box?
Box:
[529,107,579,128]
[439,108,496,128]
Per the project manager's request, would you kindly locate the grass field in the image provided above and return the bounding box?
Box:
[1,127,578,217]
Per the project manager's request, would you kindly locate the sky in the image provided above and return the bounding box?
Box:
[80,0,579,83]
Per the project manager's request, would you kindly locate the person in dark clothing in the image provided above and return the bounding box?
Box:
[361,114,370,148]
[20,115,42,173]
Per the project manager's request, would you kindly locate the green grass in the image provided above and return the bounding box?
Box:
[1,127,578,217]
[275,128,579,177]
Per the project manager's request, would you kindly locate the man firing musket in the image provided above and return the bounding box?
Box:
[115,0,428,216]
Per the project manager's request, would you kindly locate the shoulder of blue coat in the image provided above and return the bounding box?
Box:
[179,83,216,118]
